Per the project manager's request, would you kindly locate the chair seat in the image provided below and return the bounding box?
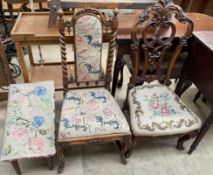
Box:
[58,88,131,141]
[128,84,202,136]
[1,81,56,161]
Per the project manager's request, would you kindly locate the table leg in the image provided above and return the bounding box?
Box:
[15,42,29,82]
[27,44,34,66]
[175,58,192,97]
[188,111,213,154]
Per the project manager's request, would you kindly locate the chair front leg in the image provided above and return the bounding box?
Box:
[176,130,198,150]
[125,136,140,159]
[116,136,132,164]
[57,144,65,174]
[11,160,21,175]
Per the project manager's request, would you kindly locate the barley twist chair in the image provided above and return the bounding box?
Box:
[124,0,202,158]
[57,8,131,173]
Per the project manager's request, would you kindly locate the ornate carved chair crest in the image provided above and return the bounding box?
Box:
[125,0,202,158]
[57,8,131,173]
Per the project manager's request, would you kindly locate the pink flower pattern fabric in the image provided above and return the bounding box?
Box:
[145,92,178,116]
[128,84,202,136]
[75,15,102,82]
[58,88,130,141]
[0,81,56,161]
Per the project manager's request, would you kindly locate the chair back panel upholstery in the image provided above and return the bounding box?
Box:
[74,15,102,82]
[130,0,193,86]
[58,8,118,93]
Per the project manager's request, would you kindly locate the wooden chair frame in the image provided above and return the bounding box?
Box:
[57,8,131,173]
[124,0,197,158]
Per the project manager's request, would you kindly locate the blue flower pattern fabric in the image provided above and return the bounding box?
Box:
[31,116,45,128]
[0,81,56,161]
[75,15,102,82]
[33,86,47,96]
[58,88,130,141]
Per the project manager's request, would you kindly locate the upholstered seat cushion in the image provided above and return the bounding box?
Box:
[128,84,202,136]
[1,81,56,161]
[58,88,131,141]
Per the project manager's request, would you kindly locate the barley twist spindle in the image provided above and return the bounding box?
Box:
[105,8,119,90]
[58,9,68,93]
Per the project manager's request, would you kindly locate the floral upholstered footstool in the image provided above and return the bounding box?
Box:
[0,81,56,175]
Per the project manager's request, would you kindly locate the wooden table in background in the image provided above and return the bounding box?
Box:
[11,12,213,91]
[50,0,156,9]
[175,31,213,154]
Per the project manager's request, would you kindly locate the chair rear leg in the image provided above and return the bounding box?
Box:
[11,160,21,175]
[193,91,201,103]
[46,156,54,170]
[57,144,65,174]
[188,113,213,154]
[117,63,124,87]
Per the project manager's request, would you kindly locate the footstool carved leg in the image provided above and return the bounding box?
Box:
[46,156,54,170]
[11,161,21,175]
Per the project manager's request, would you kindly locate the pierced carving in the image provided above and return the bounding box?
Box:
[131,0,193,85]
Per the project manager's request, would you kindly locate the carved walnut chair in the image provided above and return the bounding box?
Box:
[57,8,131,173]
[124,0,202,158]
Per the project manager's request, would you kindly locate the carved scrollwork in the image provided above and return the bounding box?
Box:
[130,0,193,85]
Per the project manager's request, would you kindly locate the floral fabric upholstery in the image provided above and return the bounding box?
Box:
[128,84,202,136]
[0,81,56,161]
[58,88,131,141]
[75,15,102,82]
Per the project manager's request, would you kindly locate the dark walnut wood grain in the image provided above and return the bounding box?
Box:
[123,0,198,158]
[175,31,213,154]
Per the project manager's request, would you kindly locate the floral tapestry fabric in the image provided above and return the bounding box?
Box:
[128,84,202,136]
[58,88,130,141]
[75,15,102,82]
[0,81,56,161]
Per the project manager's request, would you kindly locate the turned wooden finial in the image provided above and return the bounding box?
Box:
[58,8,64,31]
[113,7,119,18]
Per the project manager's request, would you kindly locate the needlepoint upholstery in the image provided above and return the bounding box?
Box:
[1,81,56,161]
[58,88,131,141]
[75,15,102,82]
[128,84,202,136]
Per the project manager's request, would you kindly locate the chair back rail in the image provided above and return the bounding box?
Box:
[130,0,193,88]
